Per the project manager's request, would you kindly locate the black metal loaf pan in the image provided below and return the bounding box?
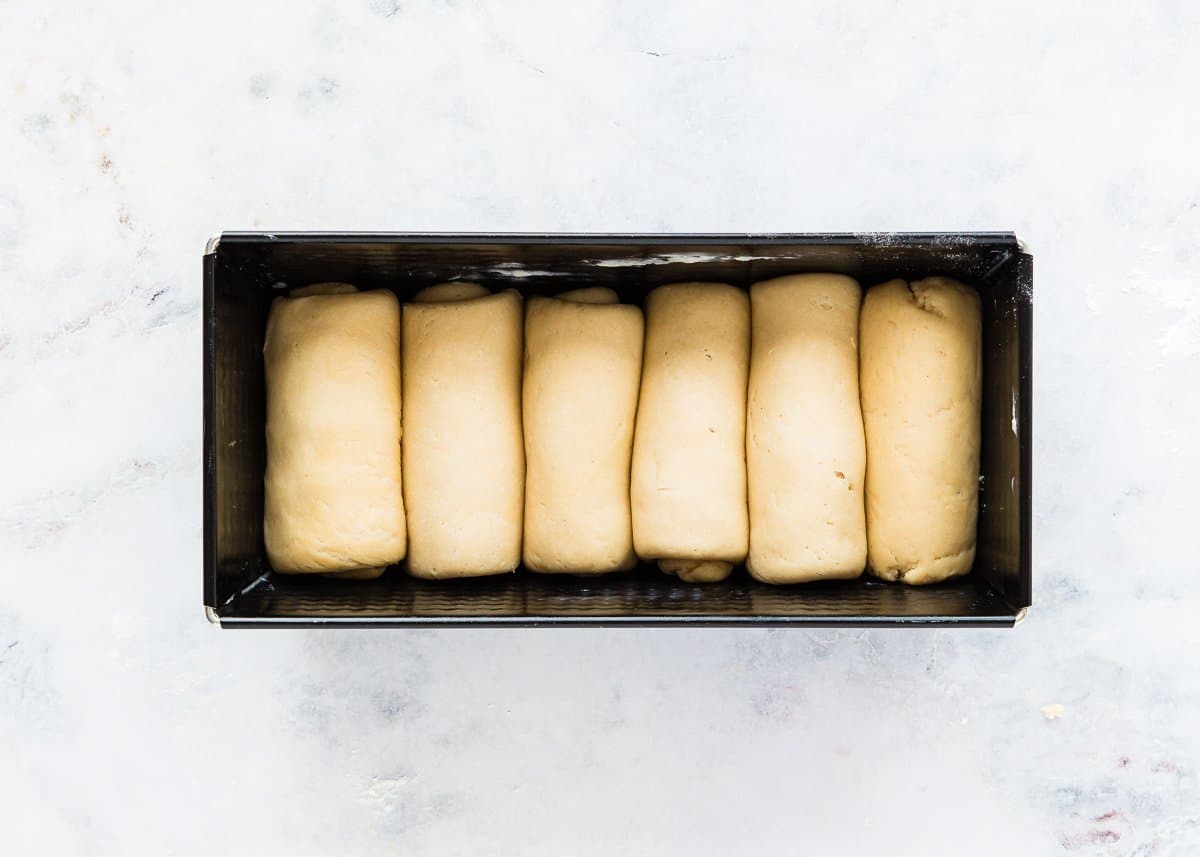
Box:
[203,233,1032,628]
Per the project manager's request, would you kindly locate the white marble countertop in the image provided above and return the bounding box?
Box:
[3,1,1198,854]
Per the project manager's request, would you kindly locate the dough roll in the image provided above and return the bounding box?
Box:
[523,293,644,573]
[746,274,866,583]
[413,282,490,303]
[555,286,620,304]
[401,286,525,578]
[263,286,406,573]
[860,277,982,584]
[324,566,388,581]
[630,283,750,583]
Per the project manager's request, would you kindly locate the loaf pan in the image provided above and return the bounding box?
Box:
[203,233,1032,628]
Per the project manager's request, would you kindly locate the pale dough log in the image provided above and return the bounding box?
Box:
[746,274,867,583]
[658,559,736,584]
[290,282,359,297]
[523,296,644,573]
[401,288,525,578]
[860,277,982,584]
[263,288,406,573]
[557,287,619,304]
[323,566,387,580]
[630,283,749,584]
[413,282,491,302]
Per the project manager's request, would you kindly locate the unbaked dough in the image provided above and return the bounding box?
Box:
[746,274,867,583]
[413,282,491,303]
[323,566,387,580]
[556,287,620,304]
[523,295,644,573]
[290,282,359,297]
[860,277,982,584]
[263,287,406,573]
[402,288,525,578]
[630,283,749,583]
[657,559,737,584]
